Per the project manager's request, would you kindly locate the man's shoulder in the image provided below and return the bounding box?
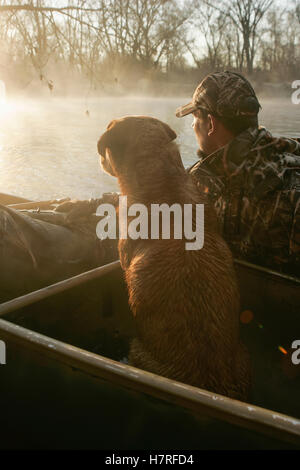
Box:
[188,128,300,197]
[242,128,300,165]
[188,163,225,202]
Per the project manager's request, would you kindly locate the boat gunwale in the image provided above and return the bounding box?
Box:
[0,260,121,317]
[0,258,299,319]
[234,259,300,284]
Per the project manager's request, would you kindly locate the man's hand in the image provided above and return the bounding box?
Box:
[54,193,120,222]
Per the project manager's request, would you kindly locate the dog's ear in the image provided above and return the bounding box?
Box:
[160,121,177,143]
[105,147,114,167]
[107,119,116,131]
[97,120,126,164]
[97,120,115,156]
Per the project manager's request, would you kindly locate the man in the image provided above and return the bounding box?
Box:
[176,71,300,276]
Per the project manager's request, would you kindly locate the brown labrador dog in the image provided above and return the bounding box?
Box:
[97,116,250,400]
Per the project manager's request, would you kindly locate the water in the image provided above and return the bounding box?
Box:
[0,96,299,201]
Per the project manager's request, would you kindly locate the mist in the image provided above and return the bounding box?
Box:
[0,0,299,99]
[0,0,299,201]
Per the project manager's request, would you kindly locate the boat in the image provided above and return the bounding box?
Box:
[0,192,299,448]
[0,258,299,449]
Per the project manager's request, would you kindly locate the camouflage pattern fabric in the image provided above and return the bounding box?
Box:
[189,126,300,276]
[176,71,261,118]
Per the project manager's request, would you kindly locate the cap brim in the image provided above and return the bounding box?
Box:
[175,102,197,118]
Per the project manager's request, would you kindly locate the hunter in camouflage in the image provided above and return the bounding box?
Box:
[176,71,300,276]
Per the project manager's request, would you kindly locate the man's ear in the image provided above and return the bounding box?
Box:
[207,114,216,136]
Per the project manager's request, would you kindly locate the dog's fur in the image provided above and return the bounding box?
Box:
[97,116,250,400]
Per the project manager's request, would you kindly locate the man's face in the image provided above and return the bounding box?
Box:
[191,111,211,155]
[191,110,235,156]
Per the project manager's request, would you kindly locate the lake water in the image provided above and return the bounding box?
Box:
[0,96,299,201]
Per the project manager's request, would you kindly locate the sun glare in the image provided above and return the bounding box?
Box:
[0,79,7,115]
[0,80,19,118]
[0,100,14,117]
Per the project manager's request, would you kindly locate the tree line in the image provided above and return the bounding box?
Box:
[0,0,299,94]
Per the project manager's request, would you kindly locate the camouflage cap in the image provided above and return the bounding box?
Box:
[176,71,261,119]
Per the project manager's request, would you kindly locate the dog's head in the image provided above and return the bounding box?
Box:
[97,116,178,179]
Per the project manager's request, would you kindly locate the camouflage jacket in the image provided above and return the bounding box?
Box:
[188,127,300,276]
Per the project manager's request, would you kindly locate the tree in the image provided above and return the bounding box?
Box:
[205,0,273,74]
[257,4,300,79]
[296,1,300,23]
[186,0,228,70]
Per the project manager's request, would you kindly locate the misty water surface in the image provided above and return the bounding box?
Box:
[0,96,299,201]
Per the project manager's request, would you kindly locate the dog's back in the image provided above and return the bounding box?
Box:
[121,177,250,400]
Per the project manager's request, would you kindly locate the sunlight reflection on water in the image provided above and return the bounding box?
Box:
[0,96,299,201]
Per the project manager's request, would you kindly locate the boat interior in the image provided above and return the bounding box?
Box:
[0,259,299,449]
